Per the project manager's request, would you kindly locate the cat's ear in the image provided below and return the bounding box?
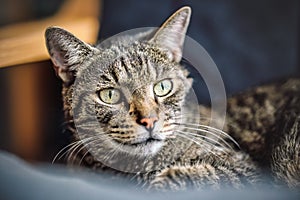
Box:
[45,27,99,84]
[150,6,191,62]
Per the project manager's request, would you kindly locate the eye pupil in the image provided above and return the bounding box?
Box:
[108,90,112,99]
[160,82,165,90]
[98,88,121,104]
[153,79,173,97]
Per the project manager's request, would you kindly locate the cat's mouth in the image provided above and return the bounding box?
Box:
[116,136,163,147]
[113,136,164,156]
[130,138,162,146]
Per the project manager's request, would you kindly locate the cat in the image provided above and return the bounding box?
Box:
[45,6,300,190]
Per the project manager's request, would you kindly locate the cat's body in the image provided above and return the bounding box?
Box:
[226,78,300,188]
[45,7,299,190]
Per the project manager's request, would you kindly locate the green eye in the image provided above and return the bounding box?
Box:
[153,79,173,97]
[98,88,121,104]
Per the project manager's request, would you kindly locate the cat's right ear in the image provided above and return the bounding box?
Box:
[150,6,191,63]
[45,27,99,85]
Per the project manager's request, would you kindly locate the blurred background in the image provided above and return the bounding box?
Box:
[0,0,299,163]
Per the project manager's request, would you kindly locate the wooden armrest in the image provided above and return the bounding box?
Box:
[1,0,102,161]
[0,0,101,68]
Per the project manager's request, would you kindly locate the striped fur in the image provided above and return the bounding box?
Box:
[45,6,299,190]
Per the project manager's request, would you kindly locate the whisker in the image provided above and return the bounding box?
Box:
[174,132,223,159]
[101,141,120,163]
[171,120,240,149]
[175,125,234,150]
[52,140,79,164]
[79,150,90,166]
[65,136,105,165]
[81,136,114,163]
[196,124,240,148]
[53,136,98,164]
[70,140,94,166]
[173,114,222,122]
[167,138,177,149]
[175,130,228,150]
[110,142,124,159]
[68,141,86,165]
[129,172,141,183]
[69,136,111,165]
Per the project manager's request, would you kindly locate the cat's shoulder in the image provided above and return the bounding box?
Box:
[227,77,300,109]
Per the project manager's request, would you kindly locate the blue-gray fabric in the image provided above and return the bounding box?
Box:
[0,151,298,200]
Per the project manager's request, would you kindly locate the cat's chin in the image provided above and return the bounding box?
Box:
[122,139,164,157]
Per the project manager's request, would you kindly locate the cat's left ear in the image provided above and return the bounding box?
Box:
[150,6,191,62]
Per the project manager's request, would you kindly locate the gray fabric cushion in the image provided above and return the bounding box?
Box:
[0,151,298,200]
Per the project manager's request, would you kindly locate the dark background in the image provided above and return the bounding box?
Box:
[0,0,299,162]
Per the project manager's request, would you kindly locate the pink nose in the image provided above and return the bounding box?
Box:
[139,117,158,130]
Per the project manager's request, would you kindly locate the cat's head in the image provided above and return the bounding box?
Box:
[45,7,192,159]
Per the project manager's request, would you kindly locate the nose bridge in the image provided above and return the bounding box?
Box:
[133,90,157,118]
[129,87,159,131]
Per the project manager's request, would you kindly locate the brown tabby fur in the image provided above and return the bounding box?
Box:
[45,7,300,190]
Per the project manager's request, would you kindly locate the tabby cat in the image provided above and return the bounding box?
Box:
[45,6,300,190]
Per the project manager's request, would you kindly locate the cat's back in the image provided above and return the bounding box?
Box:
[226,77,299,153]
[226,77,300,188]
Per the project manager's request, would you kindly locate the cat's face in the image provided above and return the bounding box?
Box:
[91,42,192,156]
[46,7,192,158]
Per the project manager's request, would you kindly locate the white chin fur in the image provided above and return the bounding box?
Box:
[124,140,164,157]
